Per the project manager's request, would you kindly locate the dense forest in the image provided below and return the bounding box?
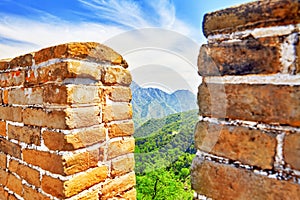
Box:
[134,109,198,199]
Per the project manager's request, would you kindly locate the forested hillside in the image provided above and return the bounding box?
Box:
[134,109,198,199]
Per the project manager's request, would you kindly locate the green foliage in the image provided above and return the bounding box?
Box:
[134,110,198,199]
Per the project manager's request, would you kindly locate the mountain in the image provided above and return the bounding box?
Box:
[134,109,198,199]
[130,81,197,128]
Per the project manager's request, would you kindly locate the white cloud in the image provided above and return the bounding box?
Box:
[0,0,201,93]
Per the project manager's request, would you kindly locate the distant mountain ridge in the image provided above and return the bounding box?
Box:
[130,81,197,128]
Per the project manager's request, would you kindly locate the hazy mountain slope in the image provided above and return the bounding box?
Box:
[130,81,197,128]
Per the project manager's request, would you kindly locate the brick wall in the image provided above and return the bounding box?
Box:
[0,42,136,199]
[192,0,300,199]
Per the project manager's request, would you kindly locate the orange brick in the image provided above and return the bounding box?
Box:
[0,121,6,137]
[25,62,69,85]
[43,84,100,105]
[8,194,18,200]
[9,160,40,187]
[0,186,9,200]
[103,86,132,102]
[102,67,131,86]
[23,185,50,200]
[0,106,23,122]
[101,172,136,199]
[22,149,63,174]
[2,90,8,104]
[0,168,9,185]
[0,70,25,87]
[63,149,100,175]
[191,159,300,199]
[198,37,281,76]
[43,125,106,151]
[108,121,134,138]
[0,59,10,70]
[199,83,300,126]
[34,42,126,67]
[0,90,2,104]
[284,133,300,170]
[42,165,108,198]
[111,154,135,177]
[203,0,300,37]
[23,108,67,129]
[194,122,276,169]
[103,103,132,123]
[0,139,21,158]
[70,189,99,200]
[121,188,136,200]
[6,87,43,105]
[9,53,33,68]
[0,153,6,169]
[108,137,135,159]
[6,173,23,196]
[23,107,101,129]
[8,124,40,145]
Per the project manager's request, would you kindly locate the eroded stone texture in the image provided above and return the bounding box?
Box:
[284,132,300,170]
[203,0,300,37]
[198,37,281,76]
[195,122,276,169]
[199,83,300,126]
[191,159,300,200]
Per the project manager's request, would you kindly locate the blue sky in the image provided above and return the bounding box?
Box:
[0,0,251,93]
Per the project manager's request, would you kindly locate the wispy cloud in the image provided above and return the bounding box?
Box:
[0,0,201,93]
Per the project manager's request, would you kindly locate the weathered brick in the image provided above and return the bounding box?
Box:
[108,137,135,159]
[65,106,101,129]
[43,125,106,151]
[102,67,132,86]
[34,42,126,67]
[0,139,21,158]
[23,108,66,129]
[43,84,100,105]
[8,194,18,200]
[9,54,33,68]
[0,169,8,186]
[23,106,101,129]
[0,186,9,200]
[2,90,7,104]
[199,83,300,126]
[69,189,99,200]
[111,154,135,177]
[22,149,63,174]
[103,103,132,123]
[203,0,300,37]
[103,86,132,102]
[0,121,6,137]
[0,90,2,104]
[121,188,136,200]
[9,160,40,187]
[8,124,40,145]
[41,165,108,198]
[0,59,10,70]
[198,37,281,76]
[101,172,136,199]
[195,122,276,169]
[284,132,300,170]
[6,87,43,105]
[0,70,25,87]
[23,185,50,200]
[6,173,23,196]
[108,121,134,138]
[0,106,23,122]
[63,149,101,175]
[0,153,6,169]
[25,61,103,86]
[191,159,300,199]
[297,38,300,73]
